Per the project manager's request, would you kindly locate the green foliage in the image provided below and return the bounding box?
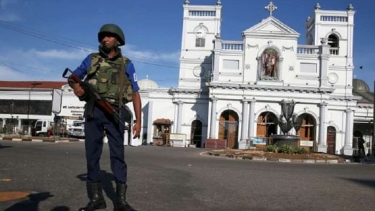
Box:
[293,147,308,154]
[264,145,279,153]
[278,144,294,154]
[264,144,310,154]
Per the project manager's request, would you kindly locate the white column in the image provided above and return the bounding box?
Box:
[248,100,256,138]
[240,100,249,141]
[209,97,218,139]
[176,101,183,133]
[319,39,330,87]
[146,101,153,144]
[318,102,328,153]
[343,108,353,155]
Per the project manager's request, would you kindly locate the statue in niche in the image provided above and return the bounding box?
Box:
[261,48,279,79]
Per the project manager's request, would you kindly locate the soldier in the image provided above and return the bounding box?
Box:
[68,24,141,211]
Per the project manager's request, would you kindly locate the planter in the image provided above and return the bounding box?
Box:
[271,135,300,148]
[205,139,227,149]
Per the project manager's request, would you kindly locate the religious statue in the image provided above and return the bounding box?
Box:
[261,48,279,79]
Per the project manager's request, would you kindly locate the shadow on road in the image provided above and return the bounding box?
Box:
[341,178,375,189]
[76,170,117,204]
[0,144,13,149]
[4,192,70,211]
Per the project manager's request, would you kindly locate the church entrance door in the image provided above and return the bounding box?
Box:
[219,110,239,149]
[256,112,277,138]
[327,126,336,154]
[298,114,316,141]
[190,120,203,148]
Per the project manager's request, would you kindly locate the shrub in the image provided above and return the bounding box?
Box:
[264,145,279,153]
[278,144,294,154]
[294,147,308,154]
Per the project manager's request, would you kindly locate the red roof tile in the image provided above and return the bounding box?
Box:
[0,81,67,89]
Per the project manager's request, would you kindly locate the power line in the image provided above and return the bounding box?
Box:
[0,21,181,69]
[0,21,212,84]
[0,61,43,81]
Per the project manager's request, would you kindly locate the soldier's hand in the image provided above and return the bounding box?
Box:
[73,84,85,97]
[132,122,141,139]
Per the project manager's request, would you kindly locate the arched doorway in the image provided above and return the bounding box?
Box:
[190,120,203,148]
[327,126,336,154]
[298,114,316,141]
[218,110,239,149]
[256,112,278,138]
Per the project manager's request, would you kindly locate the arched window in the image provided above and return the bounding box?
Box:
[194,23,207,48]
[328,34,339,55]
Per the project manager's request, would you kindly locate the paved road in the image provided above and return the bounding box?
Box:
[0,140,374,211]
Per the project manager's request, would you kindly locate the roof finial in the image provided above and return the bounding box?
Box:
[347,4,354,11]
[265,2,277,17]
[216,0,221,5]
[184,0,189,5]
[315,3,321,10]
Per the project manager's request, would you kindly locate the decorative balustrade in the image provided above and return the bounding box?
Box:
[189,10,216,16]
[329,47,339,55]
[297,45,340,55]
[320,16,348,22]
[221,42,243,51]
[297,45,320,55]
[219,43,338,55]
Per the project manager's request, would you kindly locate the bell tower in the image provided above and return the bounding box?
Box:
[305,3,355,60]
[178,0,222,89]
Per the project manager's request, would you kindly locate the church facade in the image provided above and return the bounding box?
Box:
[142,1,368,155]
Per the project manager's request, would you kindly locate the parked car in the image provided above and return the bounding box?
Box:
[67,121,85,138]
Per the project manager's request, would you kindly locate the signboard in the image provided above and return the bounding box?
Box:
[52,89,62,114]
[252,137,267,145]
[300,140,314,147]
[170,133,187,147]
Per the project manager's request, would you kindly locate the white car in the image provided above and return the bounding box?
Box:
[67,121,85,138]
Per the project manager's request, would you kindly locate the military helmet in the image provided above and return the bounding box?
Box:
[98,24,125,46]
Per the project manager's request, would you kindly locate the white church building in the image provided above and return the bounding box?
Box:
[0,1,373,156]
[140,1,370,155]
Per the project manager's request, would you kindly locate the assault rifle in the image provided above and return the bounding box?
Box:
[62,68,126,128]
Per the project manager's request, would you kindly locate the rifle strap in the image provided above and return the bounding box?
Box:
[118,56,126,110]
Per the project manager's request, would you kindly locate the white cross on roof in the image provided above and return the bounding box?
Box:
[265,1,278,16]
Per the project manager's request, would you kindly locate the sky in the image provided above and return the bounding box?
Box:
[0,0,374,89]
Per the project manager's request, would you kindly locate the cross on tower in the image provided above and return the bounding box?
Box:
[265,1,278,16]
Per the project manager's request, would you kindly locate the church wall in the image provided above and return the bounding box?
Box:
[217,53,244,83]
[180,101,209,141]
[178,60,212,88]
[183,27,215,51]
[328,66,353,95]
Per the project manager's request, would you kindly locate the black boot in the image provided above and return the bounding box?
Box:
[79,182,107,211]
[114,183,136,211]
